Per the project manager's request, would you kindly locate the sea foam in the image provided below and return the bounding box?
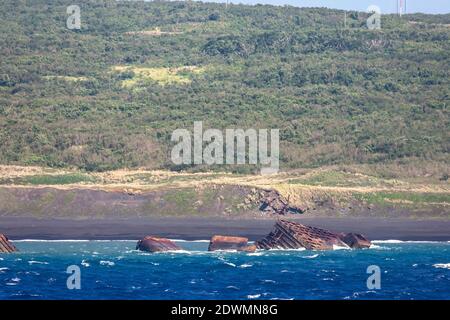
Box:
[433,263,450,270]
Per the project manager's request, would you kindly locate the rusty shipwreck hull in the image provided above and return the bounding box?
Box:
[255,220,371,250]
[136,236,182,252]
[0,234,18,253]
[208,235,256,252]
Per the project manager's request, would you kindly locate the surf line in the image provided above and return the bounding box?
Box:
[171,304,206,318]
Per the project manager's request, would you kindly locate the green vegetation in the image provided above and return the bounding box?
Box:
[1,173,95,185]
[287,170,385,187]
[113,65,205,88]
[354,191,450,206]
[0,1,449,173]
[0,164,448,217]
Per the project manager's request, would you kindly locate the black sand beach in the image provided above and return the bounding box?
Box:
[1,217,450,241]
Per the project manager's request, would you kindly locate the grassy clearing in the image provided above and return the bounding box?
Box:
[113,65,205,87]
[354,191,450,206]
[124,21,231,36]
[124,27,183,36]
[42,76,89,82]
[1,173,95,185]
[286,170,393,188]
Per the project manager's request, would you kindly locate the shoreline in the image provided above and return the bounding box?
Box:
[2,216,450,241]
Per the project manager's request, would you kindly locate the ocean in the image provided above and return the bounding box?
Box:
[0,240,449,300]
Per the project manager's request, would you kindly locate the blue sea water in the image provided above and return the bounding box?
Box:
[0,240,449,300]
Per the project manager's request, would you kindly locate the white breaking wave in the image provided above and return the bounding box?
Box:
[154,249,193,254]
[239,263,253,268]
[222,261,236,267]
[170,239,210,243]
[99,260,115,266]
[333,245,350,250]
[13,239,90,242]
[226,285,240,290]
[303,254,319,259]
[218,256,236,267]
[12,239,136,242]
[433,263,450,270]
[267,248,306,252]
[372,240,448,244]
[6,277,21,285]
[247,251,264,256]
[6,279,20,286]
[28,260,49,265]
[372,240,404,243]
[262,279,276,283]
[247,294,261,299]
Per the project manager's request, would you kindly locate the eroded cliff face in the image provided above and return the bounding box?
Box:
[0,185,260,218]
[258,189,305,215]
[255,219,371,250]
[0,186,308,219]
[0,183,443,219]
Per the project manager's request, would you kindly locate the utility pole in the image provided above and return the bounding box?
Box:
[398,0,407,17]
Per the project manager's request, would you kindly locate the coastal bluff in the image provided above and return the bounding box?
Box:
[0,234,17,253]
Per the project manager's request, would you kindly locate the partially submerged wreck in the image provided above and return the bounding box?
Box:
[136,236,181,252]
[256,219,371,250]
[0,234,18,253]
[135,220,370,253]
[208,235,256,252]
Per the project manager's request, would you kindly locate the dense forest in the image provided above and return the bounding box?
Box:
[0,0,449,172]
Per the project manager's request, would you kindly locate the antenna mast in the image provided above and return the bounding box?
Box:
[398,0,407,16]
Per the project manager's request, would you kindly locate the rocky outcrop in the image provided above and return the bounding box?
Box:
[208,235,256,252]
[259,190,305,215]
[136,236,182,252]
[0,234,17,253]
[255,219,371,250]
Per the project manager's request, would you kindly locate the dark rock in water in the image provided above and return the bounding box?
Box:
[255,219,371,250]
[0,234,18,253]
[136,236,182,252]
[339,233,371,249]
[259,190,305,215]
[208,235,256,252]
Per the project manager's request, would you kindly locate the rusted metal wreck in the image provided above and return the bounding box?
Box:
[255,219,371,250]
[136,236,182,252]
[0,234,18,253]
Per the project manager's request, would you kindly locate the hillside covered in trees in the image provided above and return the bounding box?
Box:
[0,0,449,173]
